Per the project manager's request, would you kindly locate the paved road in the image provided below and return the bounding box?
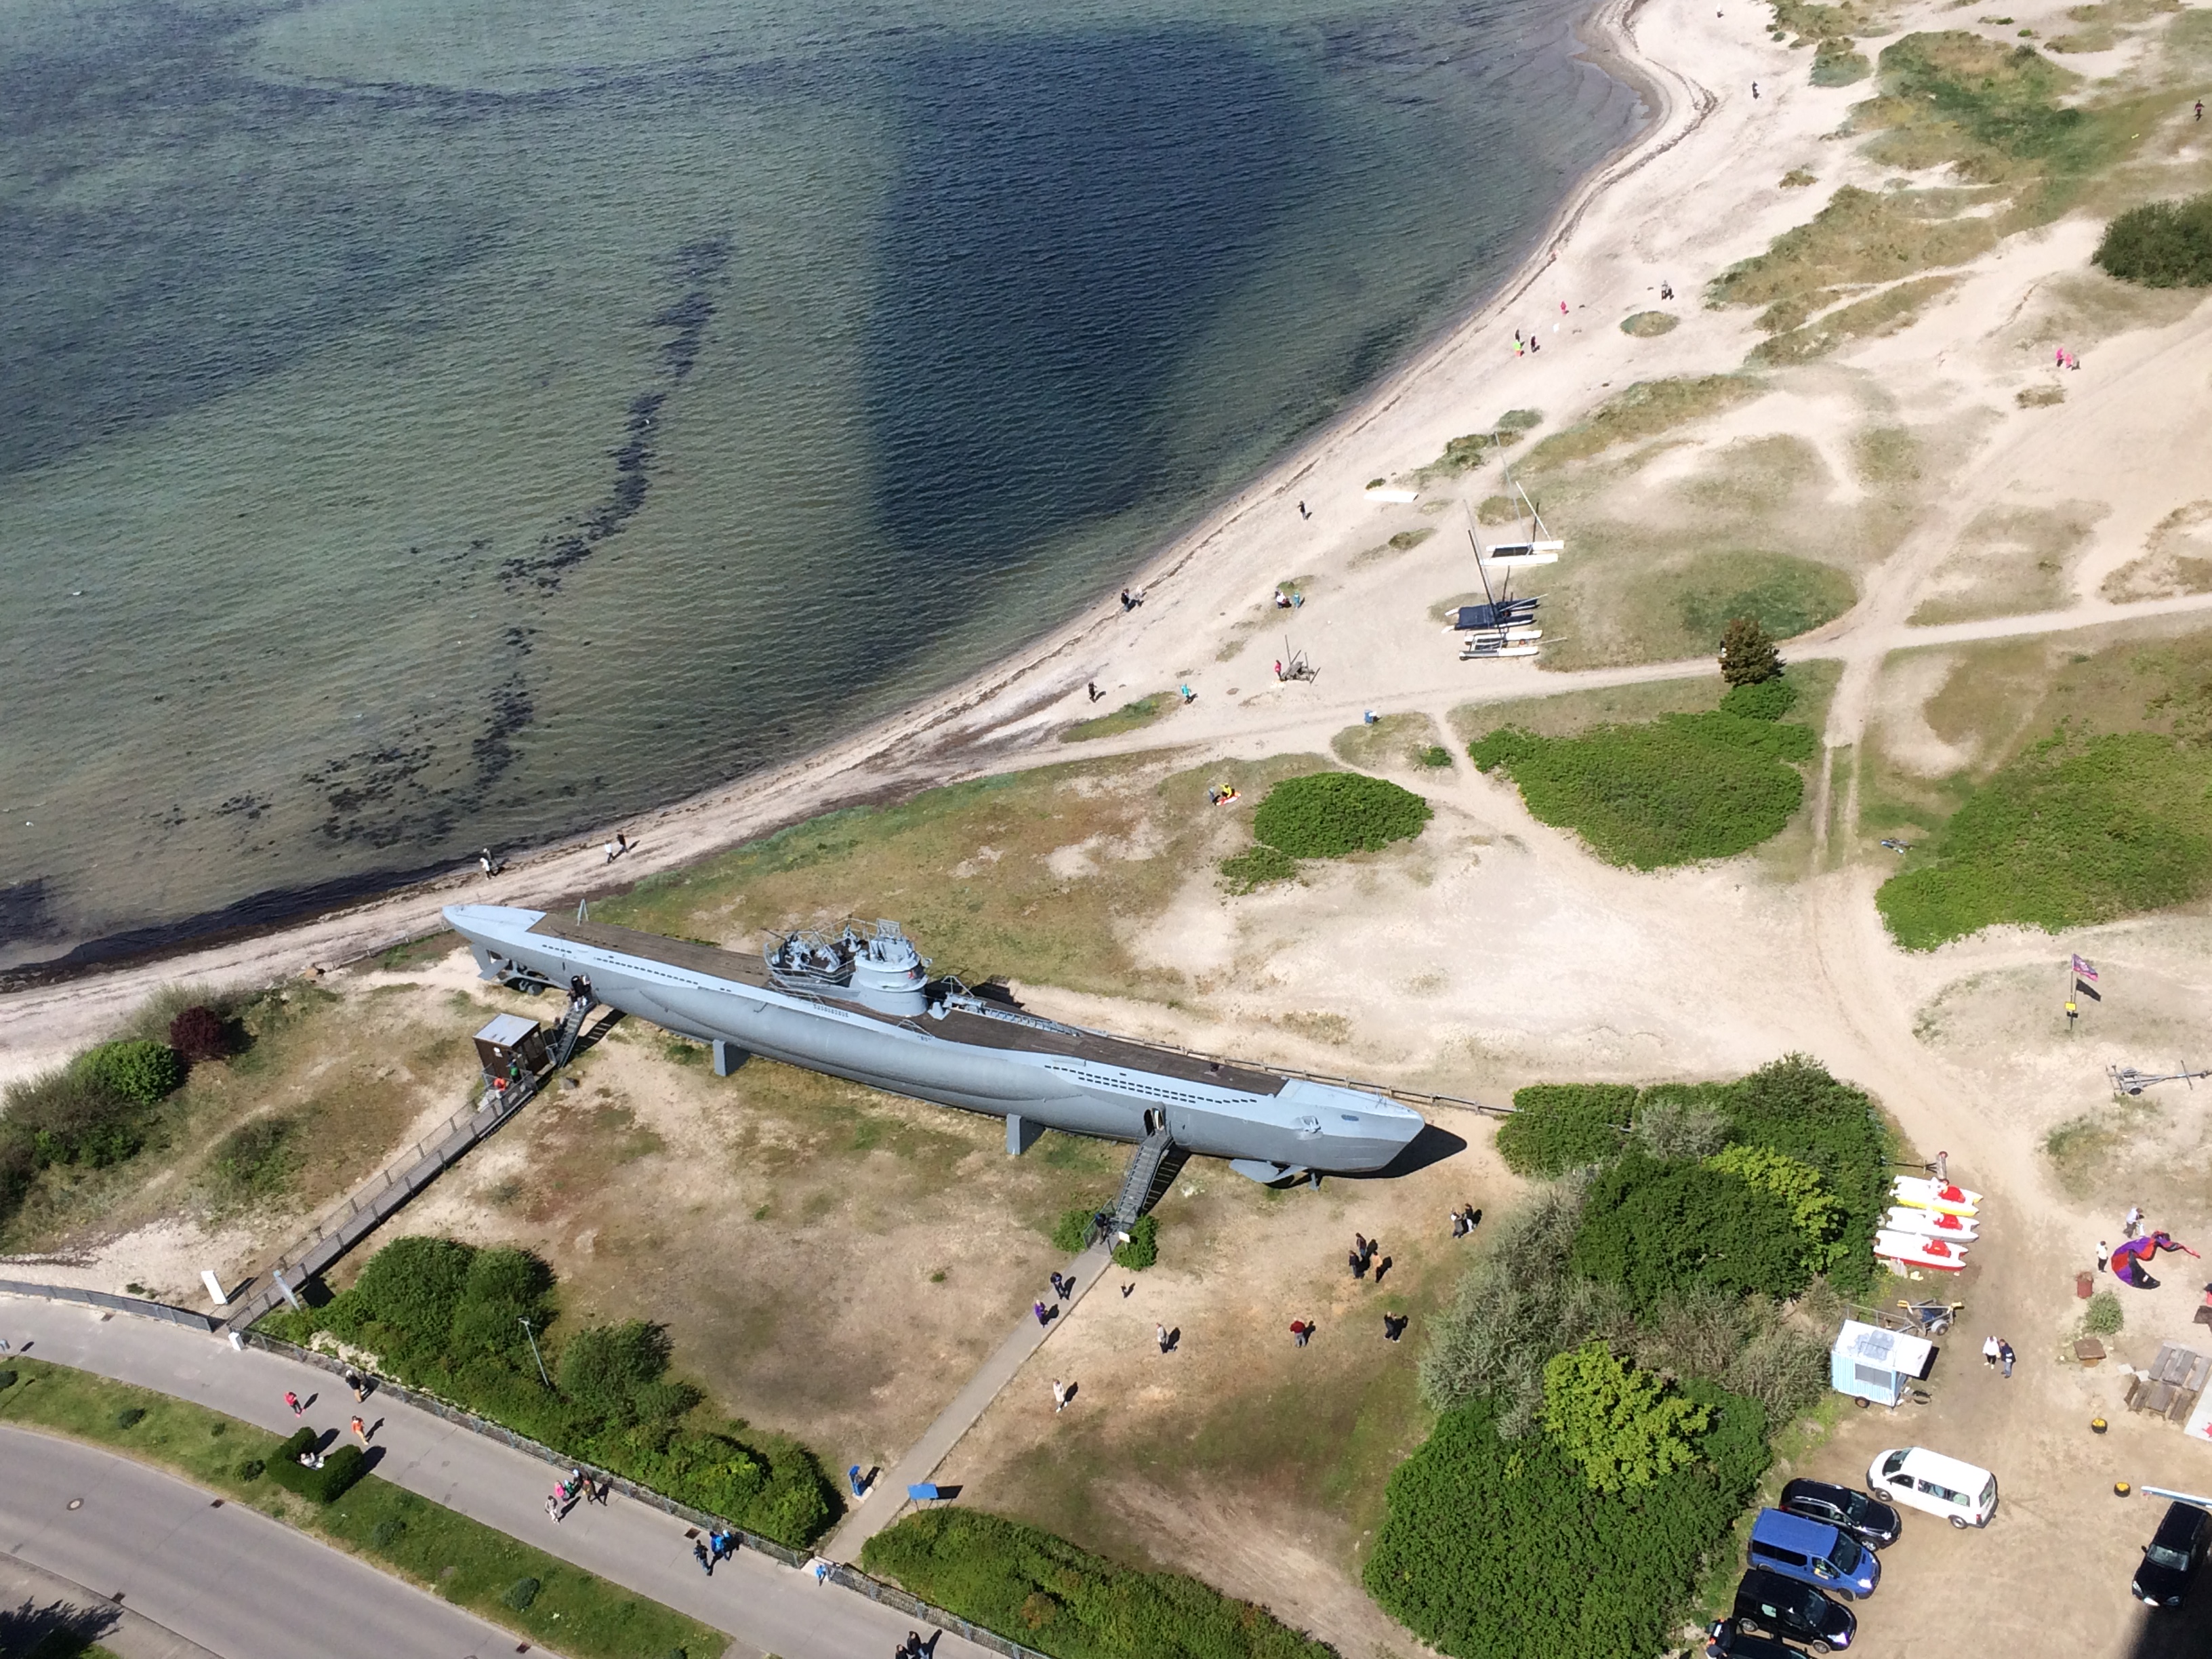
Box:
[1,1546,223,1659]
[0,1297,999,1659]
[0,1425,509,1659]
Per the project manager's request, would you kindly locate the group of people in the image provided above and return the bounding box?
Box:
[894,1631,939,1658]
[1980,1335,2017,1378]
[548,1467,605,1522]
[1118,586,1147,612]
[1449,1203,1481,1238]
[692,1528,739,1573]
[1206,783,1239,806]
[1349,1231,1392,1286]
[280,1386,374,1465]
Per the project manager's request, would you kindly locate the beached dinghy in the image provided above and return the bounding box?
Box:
[1883,1205,1979,1242]
[1876,1229,1969,1271]
[1892,1176,1980,1217]
[1460,640,1540,660]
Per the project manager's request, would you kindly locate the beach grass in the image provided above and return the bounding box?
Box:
[1618,310,1679,336]
[1519,375,1765,472]
[1331,712,1445,771]
[0,1358,722,1659]
[1061,693,1172,743]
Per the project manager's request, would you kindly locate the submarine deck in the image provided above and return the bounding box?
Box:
[531,914,1289,1096]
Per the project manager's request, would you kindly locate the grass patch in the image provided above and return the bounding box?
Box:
[1811,41,1872,81]
[1470,689,1818,869]
[1749,274,1959,365]
[1713,186,2000,316]
[1908,500,2102,624]
[1330,712,1444,771]
[1876,729,2212,947]
[0,1357,720,1659]
[1218,844,1301,895]
[2017,384,2066,407]
[862,1509,1330,1659]
[1061,694,1171,743]
[1452,678,1732,745]
[1619,310,1678,336]
[1780,169,1818,188]
[1674,550,1858,646]
[1521,377,1765,471]
[375,932,460,972]
[2095,192,2212,287]
[1252,773,1432,859]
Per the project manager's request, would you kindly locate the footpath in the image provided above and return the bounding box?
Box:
[0,1296,1000,1659]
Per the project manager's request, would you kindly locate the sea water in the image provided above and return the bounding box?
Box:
[0,0,1641,972]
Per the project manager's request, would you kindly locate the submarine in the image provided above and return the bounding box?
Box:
[443,903,1425,1181]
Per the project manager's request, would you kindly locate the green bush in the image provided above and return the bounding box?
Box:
[114,1406,146,1429]
[1719,677,1799,720]
[1542,1343,1711,1493]
[1495,1085,1637,1176]
[2085,1289,2124,1334]
[1113,1214,1159,1271]
[73,1040,185,1107]
[261,1235,837,1547]
[1050,1206,1099,1253]
[1469,708,1812,869]
[1252,773,1431,859]
[862,1509,1332,1659]
[205,1115,299,1204]
[234,1456,266,1481]
[264,1429,367,1503]
[1418,745,1454,769]
[1708,1143,1847,1273]
[0,1369,16,1391]
[1570,1149,1807,1313]
[1715,1057,1890,1295]
[1364,1391,1766,1659]
[2093,192,2212,287]
[506,1577,542,1611]
[3,1067,149,1170]
[371,1517,406,1547]
[1218,844,1300,895]
[1877,731,2212,948]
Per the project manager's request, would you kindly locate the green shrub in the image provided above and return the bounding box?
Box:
[1418,745,1454,769]
[506,1577,541,1611]
[3,1067,148,1170]
[262,1234,837,1548]
[205,1115,299,1204]
[168,1004,232,1063]
[1496,1085,1637,1176]
[1718,617,1783,686]
[234,1456,265,1481]
[0,1369,16,1391]
[1469,711,1811,869]
[1542,1343,1711,1492]
[1708,1143,1847,1272]
[1719,677,1799,720]
[1252,773,1431,859]
[1050,1206,1099,1253]
[1365,1392,1766,1659]
[1570,1149,1807,1313]
[73,1040,184,1107]
[1112,1214,1159,1271]
[1218,844,1300,895]
[2095,193,2212,287]
[2085,1289,2124,1334]
[862,1508,1332,1659]
[371,1516,406,1547]
[1716,1057,1890,1294]
[264,1429,367,1503]
[114,1406,146,1429]
[1877,731,2212,949]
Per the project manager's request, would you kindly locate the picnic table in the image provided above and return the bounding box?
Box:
[2125,1341,2212,1423]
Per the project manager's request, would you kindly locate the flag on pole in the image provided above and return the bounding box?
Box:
[2072,954,2098,981]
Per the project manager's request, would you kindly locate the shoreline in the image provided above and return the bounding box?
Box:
[0,0,1692,1069]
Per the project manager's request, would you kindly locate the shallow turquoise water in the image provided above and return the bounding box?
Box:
[0,0,1640,970]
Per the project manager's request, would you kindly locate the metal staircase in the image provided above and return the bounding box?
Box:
[1109,1126,1184,1233]
[550,994,596,1068]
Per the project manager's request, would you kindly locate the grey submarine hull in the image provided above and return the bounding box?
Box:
[443,904,1424,1177]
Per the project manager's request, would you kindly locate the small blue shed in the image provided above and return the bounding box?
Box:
[1831,1319,1936,1408]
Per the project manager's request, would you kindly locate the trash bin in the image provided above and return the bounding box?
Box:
[2077,1270,2094,1299]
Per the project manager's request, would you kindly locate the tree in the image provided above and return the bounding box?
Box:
[1719,616,1782,686]
[1540,1342,1711,1493]
[1707,1143,1845,1272]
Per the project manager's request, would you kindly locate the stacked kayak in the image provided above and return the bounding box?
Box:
[1883,1205,1979,1242]
[1879,1176,1980,1272]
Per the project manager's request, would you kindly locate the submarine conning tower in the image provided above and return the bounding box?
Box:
[765,919,930,1017]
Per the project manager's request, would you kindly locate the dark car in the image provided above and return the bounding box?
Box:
[1704,1618,1800,1658]
[1780,1479,1903,1549]
[1732,1567,1856,1654]
[2133,1501,2212,1607]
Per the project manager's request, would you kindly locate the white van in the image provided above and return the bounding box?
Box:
[1868,1446,1997,1528]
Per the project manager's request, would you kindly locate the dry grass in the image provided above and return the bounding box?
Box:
[1619,311,1679,337]
[1519,377,1766,473]
[1908,500,2104,623]
[2102,501,2212,600]
[1749,275,1960,365]
[1331,713,1447,771]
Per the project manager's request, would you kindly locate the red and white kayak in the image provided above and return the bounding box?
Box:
[1877,1229,1969,1271]
[1893,1176,1980,1218]
[1883,1205,1979,1242]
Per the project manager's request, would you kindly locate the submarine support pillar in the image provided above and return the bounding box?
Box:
[712,1040,750,1078]
[1007,1113,1044,1157]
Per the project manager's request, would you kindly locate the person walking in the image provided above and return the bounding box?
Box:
[2196,98,2204,121]
[695,1540,713,1574]
[285,1390,303,1417]
[1051,1378,1068,1413]
[1290,1319,1311,1347]
[350,1415,369,1445]
[1033,1299,1051,1327]
[547,1494,563,1523]
[2098,1239,2112,1273]
[346,1372,367,1403]
[2126,1205,2144,1240]
[1383,1313,1408,1342]
[479,848,495,879]
[1982,1334,2001,1369]
[1933,1149,1948,1185]
[1450,1208,1465,1238]
[1374,1255,1393,1288]
[1999,1339,2015,1378]
[1348,1246,1366,1280]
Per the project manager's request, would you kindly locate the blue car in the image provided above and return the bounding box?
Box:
[1748,1507,1881,1599]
